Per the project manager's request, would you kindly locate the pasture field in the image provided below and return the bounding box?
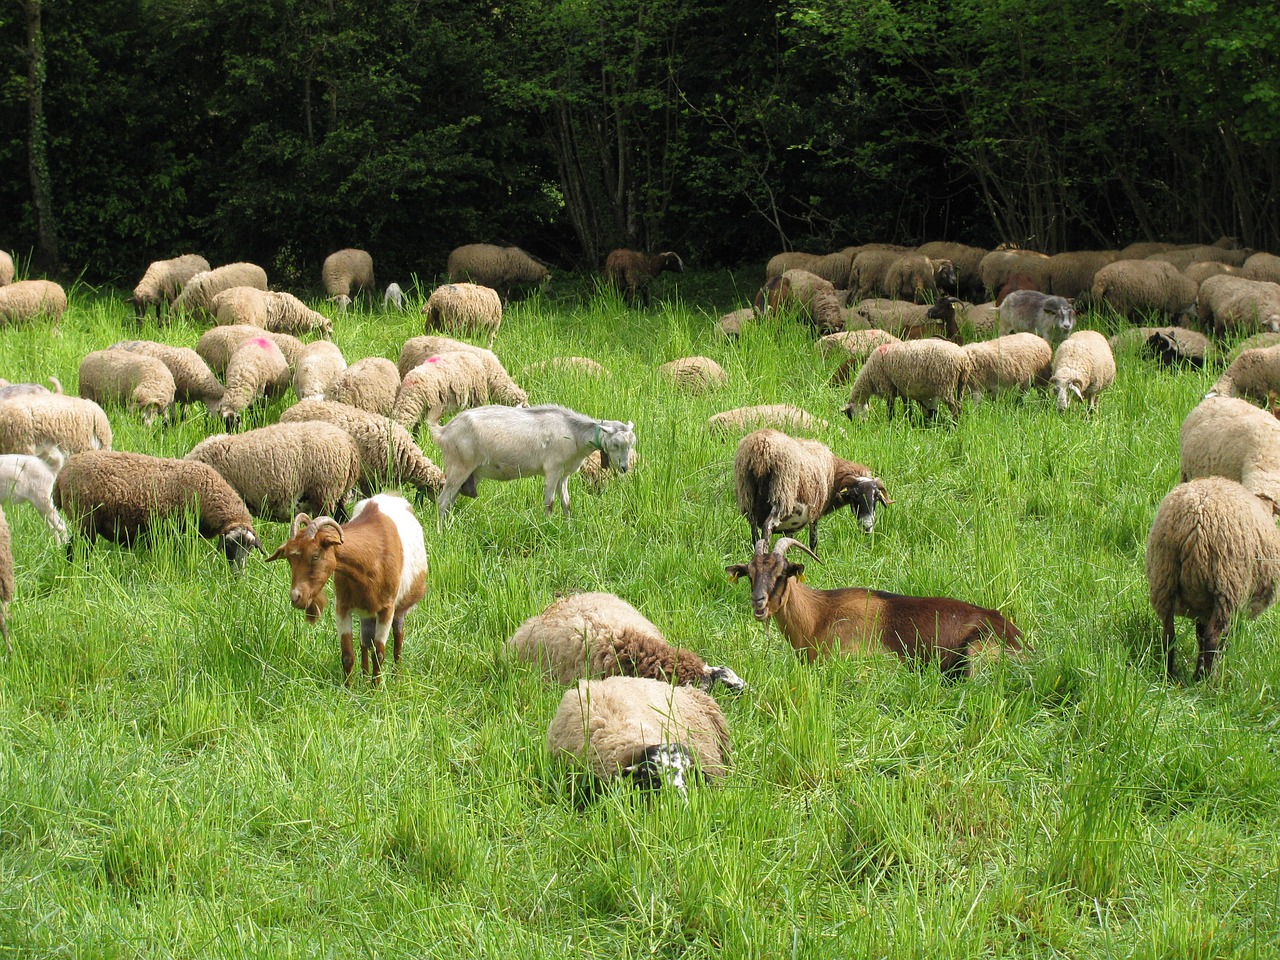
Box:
[1,276,1279,959]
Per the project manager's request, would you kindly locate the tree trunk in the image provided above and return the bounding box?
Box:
[25,0,59,273]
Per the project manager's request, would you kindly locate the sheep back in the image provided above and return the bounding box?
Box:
[423,283,503,342]
[1090,259,1198,320]
[77,348,176,423]
[131,254,210,317]
[707,405,828,437]
[657,356,727,394]
[446,244,548,292]
[1243,253,1280,286]
[0,394,112,456]
[324,357,400,416]
[1197,275,1280,337]
[292,340,347,401]
[962,333,1053,398]
[393,351,491,429]
[173,263,269,320]
[0,280,67,328]
[1179,395,1280,510]
[322,249,375,300]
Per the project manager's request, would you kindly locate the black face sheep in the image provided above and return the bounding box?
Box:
[1142,328,1215,369]
[509,592,745,691]
[171,263,268,321]
[1050,331,1116,413]
[1179,395,1280,513]
[706,404,829,438]
[0,504,11,654]
[268,495,427,684]
[130,254,210,321]
[77,348,176,425]
[422,282,503,348]
[0,444,69,543]
[0,394,113,457]
[1146,477,1280,681]
[1090,259,1198,324]
[916,242,989,300]
[843,339,972,423]
[726,538,1025,676]
[112,340,225,416]
[604,249,684,305]
[997,290,1076,343]
[961,333,1053,401]
[733,428,890,549]
[546,676,731,798]
[323,357,400,417]
[0,280,68,329]
[1196,275,1280,338]
[430,404,636,520]
[53,450,262,565]
[322,249,375,307]
[446,243,549,299]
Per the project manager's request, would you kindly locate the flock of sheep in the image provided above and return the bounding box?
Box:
[1,232,1280,796]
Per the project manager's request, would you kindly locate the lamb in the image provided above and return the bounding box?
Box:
[1243,252,1280,286]
[397,336,527,406]
[1208,344,1280,405]
[883,255,957,303]
[322,249,375,306]
[0,394,112,457]
[1146,477,1280,681]
[323,357,400,416]
[291,340,347,401]
[843,339,972,422]
[279,399,445,499]
[0,505,11,653]
[130,254,210,320]
[755,270,845,334]
[0,280,67,329]
[1090,259,1198,323]
[0,376,62,401]
[111,340,225,415]
[392,351,492,429]
[604,249,684,305]
[0,251,12,286]
[734,428,890,548]
[1049,330,1116,413]
[77,348,176,425]
[509,592,745,691]
[422,282,503,347]
[546,676,731,796]
[185,422,362,522]
[382,282,406,311]
[0,445,70,542]
[196,325,304,376]
[267,494,427,684]
[1179,395,1280,511]
[961,333,1053,401]
[53,450,261,564]
[431,404,636,520]
[997,290,1076,343]
[727,538,1024,675]
[707,405,829,437]
[171,263,268,320]
[211,288,333,337]
[217,336,290,427]
[446,243,549,298]
[1196,275,1280,337]
[656,356,727,394]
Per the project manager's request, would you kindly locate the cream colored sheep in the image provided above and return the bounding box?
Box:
[1184,261,1239,287]
[172,263,268,320]
[716,307,757,337]
[111,340,225,415]
[1046,249,1120,300]
[1050,331,1115,413]
[446,244,549,297]
[1243,252,1280,286]
[397,336,527,406]
[217,336,290,426]
[292,340,347,401]
[707,404,829,437]
[1179,395,1280,512]
[392,351,491,429]
[977,248,1050,295]
[130,254,210,320]
[657,356,727,394]
[322,249,375,305]
[323,357,400,416]
[0,251,13,287]
[0,280,67,329]
[1090,259,1198,322]
[77,348,176,425]
[422,282,502,347]
[843,339,971,422]
[1208,344,1280,407]
[197,325,304,375]
[0,394,112,456]
[818,329,901,360]
[523,357,609,378]
[1197,275,1280,337]
[962,333,1052,400]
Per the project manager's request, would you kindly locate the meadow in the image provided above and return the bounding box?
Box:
[1,272,1278,959]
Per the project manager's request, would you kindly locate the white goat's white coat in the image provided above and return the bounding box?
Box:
[0,446,68,542]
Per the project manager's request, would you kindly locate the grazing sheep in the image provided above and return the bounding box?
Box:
[0,394,112,457]
[0,377,62,401]
[0,251,12,286]
[292,340,347,401]
[0,505,11,652]
[1119,241,1175,259]
[130,254,210,321]
[431,404,636,520]
[1144,328,1215,368]
[915,242,988,299]
[962,333,1053,401]
[707,405,829,437]
[185,423,362,522]
[212,288,333,337]
[0,280,67,329]
[217,336,290,427]
[509,592,744,690]
[978,249,1050,296]
[397,336,527,406]
[843,339,972,422]
[998,290,1076,343]
[0,445,69,542]
[727,538,1024,675]
[111,340,225,415]
[171,263,268,320]
[53,451,261,564]
[884,255,957,302]
[546,676,731,795]
[1243,253,1280,286]
[197,325,304,376]
[392,351,492,429]
[756,270,845,334]
[604,249,684,305]
[383,282,406,310]
[322,249,375,305]
[856,298,958,340]
[1146,477,1280,681]
[1090,259,1199,323]
[1209,344,1280,405]
[715,307,757,337]
[210,285,271,326]
[1231,332,1280,359]
[765,251,821,280]
[446,243,549,298]
[823,330,903,385]
[1179,395,1280,511]
[77,348,176,425]
[422,282,503,348]
[1148,246,1250,271]
[850,249,911,299]
[657,357,727,394]
[1046,250,1120,300]
[1184,261,1239,287]
[734,428,889,548]
[279,399,445,499]
[1050,331,1116,413]
[323,357,400,416]
[1196,275,1280,337]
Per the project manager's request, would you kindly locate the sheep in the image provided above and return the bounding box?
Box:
[267,494,427,684]
[1209,344,1280,405]
[397,336,527,406]
[77,348,177,425]
[431,404,636,520]
[546,676,731,796]
[1146,477,1280,681]
[1196,275,1280,337]
[1148,246,1250,271]
[110,340,225,415]
[656,356,727,394]
[715,307,757,338]
[604,249,684,305]
[1119,241,1175,260]
[1046,250,1120,300]
[53,450,261,564]
[0,394,112,457]
[1145,328,1215,368]
[1184,261,1239,287]
[856,298,959,340]
[823,330,903,385]
[171,263,268,320]
[322,249,375,306]
[210,286,271,326]
[383,282,406,311]
[961,333,1053,401]
[212,288,333,337]
[726,538,1024,675]
[765,251,821,280]
[1090,259,1199,323]
[978,249,1050,296]
[1229,332,1280,360]
[323,357,400,416]
[755,270,845,334]
[850,249,910,299]
[422,282,503,347]
[997,290,1076,343]
[0,445,70,543]
[509,591,745,691]
[1243,253,1280,286]
[1179,395,1280,511]
[0,505,11,653]
[0,376,62,401]
[291,340,347,402]
[279,399,445,499]
[130,254,210,321]
[0,280,67,329]
[446,243,549,298]
[0,251,12,287]
[915,242,988,299]
[707,405,829,438]
[883,255,957,303]
[843,339,972,422]
[734,428,890,549]
[196,325,304,376]
[185,422,362,522]
[1050,330,1116,413]
[217,336,290,427]
[392,351,492,429]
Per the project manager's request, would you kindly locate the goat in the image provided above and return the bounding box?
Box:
[267,493,428,684]
[726,538,1025,676]
[0,443,69,543]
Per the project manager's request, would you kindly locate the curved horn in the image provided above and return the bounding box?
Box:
[868,477,894,505]
[289,513,312,538]
[772,537,822,563]
[303,516,344,543]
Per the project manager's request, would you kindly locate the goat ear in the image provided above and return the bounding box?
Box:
[265,543,288,562]
[788,562,806,581]
[598,447,611,470]
[725,564,748,583]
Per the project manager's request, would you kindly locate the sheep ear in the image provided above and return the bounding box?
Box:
[725,564,748,583]
[1070,383,1084,401]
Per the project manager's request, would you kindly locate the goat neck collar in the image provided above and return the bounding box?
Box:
[591,424,604,450]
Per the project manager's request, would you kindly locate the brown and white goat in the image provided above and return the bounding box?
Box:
[726,538,1024,676]
[268,493,428,683]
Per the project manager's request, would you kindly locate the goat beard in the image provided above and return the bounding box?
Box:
[303,595,328,624]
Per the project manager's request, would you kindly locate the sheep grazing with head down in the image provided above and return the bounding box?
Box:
[111,340,225,416]
[217,336,290,428]
[1179,395,1280,512]
[916,241,989,300]
[392,351,493,430]
[855,298,958,340]
[422,282,503,348]
[1090,259,1198,324]
[196,325,303,376]
[657,356,727,394]
[291,340,347,402]
[1050,331,1116,413]
[397,336,527,407]
[883,254,957,303]
[1208,344,1280,406]
[961,333,1053,401]
[0,280,67,329]
[211,288,333,337]
[77,349,176,425]
[509,592,745,691]
[604,249,684,305]
[171,263,268,321]
[843,339,972,423]
[322,249,375,309]
[447,243,549,299]
[323,357,400,417]
[755,269,845,334]
[1196,275,1280,338]
[130,254,210,321]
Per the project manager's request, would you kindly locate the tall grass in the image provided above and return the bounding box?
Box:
[1,276,1278,957]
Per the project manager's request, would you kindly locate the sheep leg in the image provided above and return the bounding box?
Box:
[1194,606,1230,682]
[337,608,356,682]
[1161,610,1180,682]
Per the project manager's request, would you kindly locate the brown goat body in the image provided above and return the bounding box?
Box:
[604,249,684,304]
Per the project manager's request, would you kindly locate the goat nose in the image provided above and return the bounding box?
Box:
[290,587,304,606]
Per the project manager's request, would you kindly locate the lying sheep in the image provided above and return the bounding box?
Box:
[656,357,727,394]
[997,290,1076,343]
[111,340,225,415]
[197,325,304,376]
[392,351,492,429]
[0,394,112,456]
[844,339,971,422]
[217,336,290,427]
[509,592,744,690]
[1050,331,1115,413]
[0,280,67,329]
[1209,344,1280,405]
[1179,395,1280,511]
[1090,259,1198,323]
[707,404,829,437]
[883,255,957,303]
[962,333,1052,401]
[1107,327,1214,368]
[1146,477,1280,680]
[322,249,375,306]
[54,451,261,564]
[1197,275,1280,337]
[172,263,268,320]
[0,445,69,542]
[604,249,684,305]
[292,340,347,401]
[130,254,210,321]
[1243,253,1280,286]
[422,283,502,347]
[715,307,757,338]
[0,376,63,401]
[77,348,176,425]
[397,335,527,406]
[446,243,549,298]
[186,422,362,521]
[323,357,400,416]
[734,428,889,548]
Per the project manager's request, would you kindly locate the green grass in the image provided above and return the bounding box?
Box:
[2,275,1280,958]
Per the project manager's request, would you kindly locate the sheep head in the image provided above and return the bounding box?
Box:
[726,537,821,622]
[624,743,698,799]
[832,475,892,532]
[222,523,262,566]
[266,513,345,622]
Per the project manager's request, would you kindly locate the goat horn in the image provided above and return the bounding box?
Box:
[289,513,312,538]
[772,537,822,563]
[303,516,344,543]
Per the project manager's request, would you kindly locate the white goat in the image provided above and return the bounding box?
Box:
[0,443,69,543]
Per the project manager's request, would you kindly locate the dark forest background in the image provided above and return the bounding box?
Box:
[2,0,1277,286]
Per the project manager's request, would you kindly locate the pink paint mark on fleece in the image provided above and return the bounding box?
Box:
[426,355,442,363]
[250,337,271,349]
